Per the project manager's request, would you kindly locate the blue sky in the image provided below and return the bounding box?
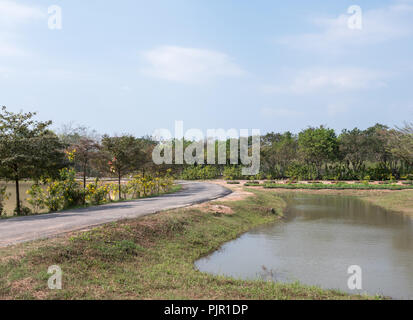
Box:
[1,0,413,136]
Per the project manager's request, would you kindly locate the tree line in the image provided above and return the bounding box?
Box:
[0,106,412,215]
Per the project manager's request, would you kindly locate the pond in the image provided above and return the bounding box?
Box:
[1,181,35,216]
[195,194,413,299]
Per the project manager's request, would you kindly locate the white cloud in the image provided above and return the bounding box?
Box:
[263,67,386,95]
[278,1,413,54]
[141,46,245,83]
[0,0,44,26]
[0,0,44,57]
[260,107,304,118]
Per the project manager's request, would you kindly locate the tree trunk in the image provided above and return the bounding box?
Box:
[15,176,20,215]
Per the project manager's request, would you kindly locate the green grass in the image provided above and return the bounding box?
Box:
[0,188,369,300]
[264,183,413,190]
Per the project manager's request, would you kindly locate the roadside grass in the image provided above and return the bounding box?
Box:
[0,189,368,300]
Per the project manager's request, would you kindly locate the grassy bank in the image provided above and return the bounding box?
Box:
[0,188,368,300]
[260,183,413,190]
[258,187,413,217]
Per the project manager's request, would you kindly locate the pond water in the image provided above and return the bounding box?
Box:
[1,181,34,215]
[195,194,413,299]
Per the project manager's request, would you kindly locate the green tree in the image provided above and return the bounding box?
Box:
[338,128,370,176]
[0,106,66,214]
[101,135,144,199]
[68,137,101,203]
[298,126,339,178]
[261,132,298,178]
[387,123,413,167]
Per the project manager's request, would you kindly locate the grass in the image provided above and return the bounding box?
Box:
[263,183,413,190]
[0,188,369,300]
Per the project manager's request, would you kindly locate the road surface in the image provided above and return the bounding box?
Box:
[0,182,231,247]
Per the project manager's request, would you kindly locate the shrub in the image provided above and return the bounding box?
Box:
[86,179,110,205]
[181,166,221,180]
[13,203,31,216]
[286,162,315,180]
[28,169,84,212]
[0,185,9,216]
[27,184,46,213]
[59,168,85,208]
[223,166,242,180]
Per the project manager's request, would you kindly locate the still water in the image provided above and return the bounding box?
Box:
[195,194,413,299]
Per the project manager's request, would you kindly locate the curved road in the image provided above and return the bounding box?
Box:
[0,182,231,247]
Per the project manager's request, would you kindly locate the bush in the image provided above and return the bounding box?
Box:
[0,185,9,216]
[13,203,31,216]
[28,168,84,212]
[59,168,85,208]
[223,166,242,180]
[27,169,175,213]
[286,162,316,180]
[86,179,110,205]
[27,184,45,213]
[127,172,174,199]
[181,166,221,180]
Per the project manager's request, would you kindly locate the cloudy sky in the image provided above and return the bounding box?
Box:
[1,0,412,136]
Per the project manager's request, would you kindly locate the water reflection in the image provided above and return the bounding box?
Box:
[195,194,413,299]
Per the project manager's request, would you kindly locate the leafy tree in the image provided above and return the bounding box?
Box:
[0,106,66,214]
[338,128,370,176]
[298,126,339,178]
[261,132,298,178]
[68,137,101,203]
[386,123,413,167]
[101,135,144,199]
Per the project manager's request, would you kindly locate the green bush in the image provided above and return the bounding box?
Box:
[0,185,9,215]
[223,166,243,180]
[181,166,221,180]
[28,168,84,212]
[286,162,316,180]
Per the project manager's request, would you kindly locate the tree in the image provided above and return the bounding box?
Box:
[386,123,413,167]
[261,132,298,178]
[338,128,370,175]
[68,137,101,203]
[0,106,66,214]
[101,135,143,199]
[298,126,339,178]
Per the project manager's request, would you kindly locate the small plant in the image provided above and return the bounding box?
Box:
[14,202,31,216]
[86,179,110,205]
[223,166,242,181]
[27,184,46,213]
[0,185,10,216]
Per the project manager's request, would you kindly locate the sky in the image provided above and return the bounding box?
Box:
[0,0,413,137]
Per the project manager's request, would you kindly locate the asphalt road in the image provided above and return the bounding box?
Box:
[0,182,232,247]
